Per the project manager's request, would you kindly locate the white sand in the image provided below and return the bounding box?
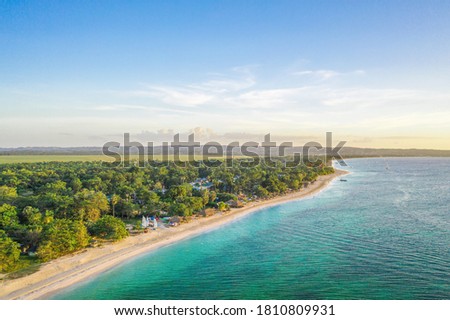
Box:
[0,169,348,300]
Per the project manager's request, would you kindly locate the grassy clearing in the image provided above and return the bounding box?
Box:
[3,256,41,280]
[0,155,112,164]
[0,155,225,164]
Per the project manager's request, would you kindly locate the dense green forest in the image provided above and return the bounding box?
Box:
[0,159,334,274]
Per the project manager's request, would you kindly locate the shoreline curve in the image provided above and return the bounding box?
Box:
[0,169,349,300]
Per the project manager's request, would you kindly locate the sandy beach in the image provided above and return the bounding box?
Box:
[0,169,348,300]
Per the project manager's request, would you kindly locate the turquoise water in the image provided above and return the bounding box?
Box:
[53,158,450,299]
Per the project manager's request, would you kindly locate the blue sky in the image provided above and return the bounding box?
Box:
[1,0,449,148]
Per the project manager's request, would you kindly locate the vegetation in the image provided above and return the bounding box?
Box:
[0,230,21,272]
[0,154,214,164]
[37,219,90,261]
[89,216,128,241]
[0,158,334,273]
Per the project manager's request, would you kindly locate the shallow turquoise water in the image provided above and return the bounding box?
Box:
[53,158,450,299]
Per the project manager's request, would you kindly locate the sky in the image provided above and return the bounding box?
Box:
[1,0,450,149]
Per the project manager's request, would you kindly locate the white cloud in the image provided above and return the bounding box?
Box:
[3,64,450,148]
[294,69,340,80]
[124,66,256,107]
[100,65,450,139]
[92,104,149,111]
[293,69,366,80]
[131,86,214,107]
[188,66,256,93]
[224,87,315,109]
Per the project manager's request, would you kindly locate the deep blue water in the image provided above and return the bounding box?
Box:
[53,158,450,299]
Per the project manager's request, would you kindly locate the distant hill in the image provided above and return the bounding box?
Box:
[1,146,449,158]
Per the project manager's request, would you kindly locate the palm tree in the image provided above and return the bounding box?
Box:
[111,194,120,217]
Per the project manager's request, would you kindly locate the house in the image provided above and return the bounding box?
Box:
[225,200,244,208]
[199,208,215,217]
[190,178,213,190]
[169,216,181,227]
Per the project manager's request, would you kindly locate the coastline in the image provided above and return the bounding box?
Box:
[0,169,348,300]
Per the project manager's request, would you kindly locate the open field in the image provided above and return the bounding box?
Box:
[0,155,223,164]
[0,155,112,164]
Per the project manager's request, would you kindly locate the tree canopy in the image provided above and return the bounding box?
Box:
[89,215,128,241]
[0,230,21,272]
[0,158,334,271]
[37,219,90,261]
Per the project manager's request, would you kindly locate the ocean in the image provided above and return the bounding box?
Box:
[52,158,450,299]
